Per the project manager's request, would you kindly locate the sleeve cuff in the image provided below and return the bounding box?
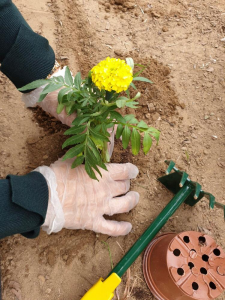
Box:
[0,23,55,89]
[6,172,49,238]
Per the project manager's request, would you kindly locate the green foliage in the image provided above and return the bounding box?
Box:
[19,58,160,180]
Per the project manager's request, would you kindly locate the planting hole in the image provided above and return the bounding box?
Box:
[213,249,220,256]
[183,236,190,243]
[200,267,207,275]
[198,236,206,245]
[177,268,184,276]
[173,249,181,257]
[202,254,209,262]
[192,282,199,290]
[209,282,216,290]
[188,262,195,269]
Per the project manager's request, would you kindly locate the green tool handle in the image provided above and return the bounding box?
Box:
[109,184,193,278]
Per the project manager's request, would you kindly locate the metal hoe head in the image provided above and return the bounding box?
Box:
[158,160,224,213]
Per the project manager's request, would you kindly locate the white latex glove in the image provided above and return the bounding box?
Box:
[21,67,76,127]
[35,159,139,236]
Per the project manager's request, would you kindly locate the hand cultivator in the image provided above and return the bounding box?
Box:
[81,160,225,300]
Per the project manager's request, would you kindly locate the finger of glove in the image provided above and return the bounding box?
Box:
[107,163,139,181]
[21,85,45,107]
[104,191,139,216]
[96,218,132,236]
[110,179,130,197]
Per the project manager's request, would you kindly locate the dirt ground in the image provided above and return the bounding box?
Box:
[0,0,225,299]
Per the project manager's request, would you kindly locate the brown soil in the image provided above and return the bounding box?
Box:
[1,0,225,299]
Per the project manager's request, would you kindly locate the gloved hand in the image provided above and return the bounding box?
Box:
[22,67,116,155]
[35,159,139,236]
[21,67,76,127]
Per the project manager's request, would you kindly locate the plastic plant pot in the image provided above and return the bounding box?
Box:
[143,231,225,300]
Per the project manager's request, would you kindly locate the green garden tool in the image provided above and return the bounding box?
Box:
[81,160,225,300]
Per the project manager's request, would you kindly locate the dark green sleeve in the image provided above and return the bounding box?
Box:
[0,0,55,89]
[0,172,49,239]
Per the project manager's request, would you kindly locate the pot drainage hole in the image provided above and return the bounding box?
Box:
[200,267,207,275]
[209,282,216,290]
[213,248,220,256]
[198,236,206,246]
[173,249,181,256]
[183,236,190,243]
[188,262,194,269]
[202,254,209,262]
[177,268,184,276]
[192,282,199,290]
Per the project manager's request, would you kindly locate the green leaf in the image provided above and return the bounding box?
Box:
[58,87,71,103]
[137,120,149,129]
[131,128,141,155]
[41,82,64,94]
[133,92,141,100]
[74,72,82,89]
[65,66,73,86]
[78,117,90,126]
[125,89,130,97]
[66,104,73,115]
[126,101,139,108]
[57,103,65,114]
[86,147,102,177]
[87,138,101,161]
[110,111,126,123]
[18,79,49,91]
[71,155,84,168]
[130,82,137,90]
[124,114,138,124]
[55,76,64,83]
[133,77,153,84]
[38,93,48,102]
[126,57,134,70]
[143,132,152,154]
[148,127,160,143]
[64,125,87,135]
[67,91,74,101]
[63,144,85,160]
[87,137,107,171]
[116,96,129,108]
[89,128,110,142]
[116,124,124,139]
[122,125,131,149]
[62,133,86,149]
[85,161,98,180]
[133,64,147,77]
[72,115,90,126]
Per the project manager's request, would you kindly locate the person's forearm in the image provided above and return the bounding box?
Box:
[0,172,49,239]
[0,0,55,89]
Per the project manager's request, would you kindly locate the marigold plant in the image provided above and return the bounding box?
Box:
[20,57,160,180]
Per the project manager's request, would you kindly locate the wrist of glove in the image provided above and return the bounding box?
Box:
[35,159,139,237]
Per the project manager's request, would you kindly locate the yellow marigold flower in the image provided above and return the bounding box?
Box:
[91,57,133,93]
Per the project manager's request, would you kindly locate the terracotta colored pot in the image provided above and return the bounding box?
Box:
[143,231,225,300]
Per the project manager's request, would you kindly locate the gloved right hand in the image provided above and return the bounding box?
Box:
[35,159,139,236]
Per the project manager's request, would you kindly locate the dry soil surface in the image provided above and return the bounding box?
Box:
[0,0,225,299]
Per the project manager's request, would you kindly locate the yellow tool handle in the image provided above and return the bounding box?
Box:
[81,273,121,300]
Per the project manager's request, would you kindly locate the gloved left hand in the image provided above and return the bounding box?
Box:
[21,67,76,127]
[35,159,139,236]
